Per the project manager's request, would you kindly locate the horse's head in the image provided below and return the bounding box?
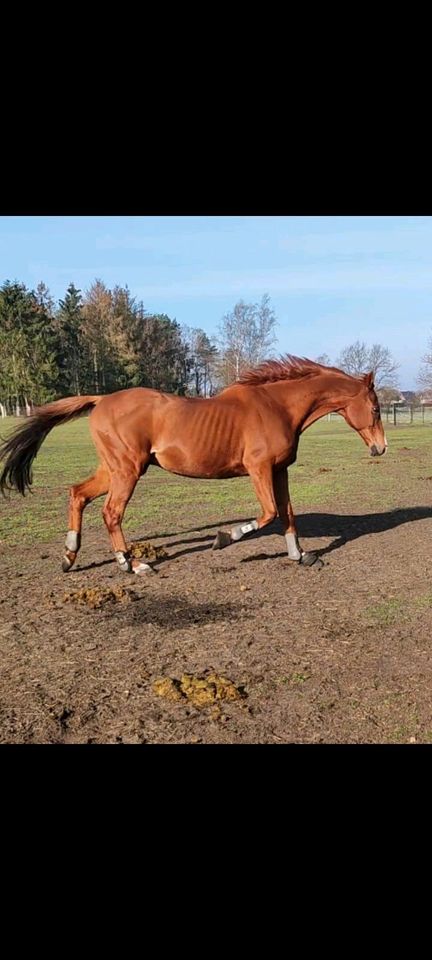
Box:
[340,372,387,457]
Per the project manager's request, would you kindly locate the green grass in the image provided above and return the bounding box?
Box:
[364,592,432,628]
[1,415,432,547]
[365,597,407,626]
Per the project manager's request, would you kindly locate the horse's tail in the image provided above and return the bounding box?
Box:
[0,395,103,496]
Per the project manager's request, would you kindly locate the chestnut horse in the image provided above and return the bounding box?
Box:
[0,356,387,574]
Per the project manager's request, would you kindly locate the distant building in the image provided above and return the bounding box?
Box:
[419,388,432,405]
[398,390,417,404]
[378,388,432,407]
[380,390,416,406]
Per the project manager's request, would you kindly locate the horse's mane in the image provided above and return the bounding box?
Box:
[236,354,367,387]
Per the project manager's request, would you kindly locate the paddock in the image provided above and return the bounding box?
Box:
[1,416,431,743]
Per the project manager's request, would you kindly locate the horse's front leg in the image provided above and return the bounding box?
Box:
[273,467,321,567]
[212,462,277,549]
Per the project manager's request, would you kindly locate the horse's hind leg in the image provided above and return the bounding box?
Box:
[62,463,110,571]
[102,470,153,575]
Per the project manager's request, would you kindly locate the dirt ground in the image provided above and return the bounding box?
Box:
[1,496,432,743]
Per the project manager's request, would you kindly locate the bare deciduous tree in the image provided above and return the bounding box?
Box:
[417,333,432,389]
[337,340,399,388]
[217,294,278,386]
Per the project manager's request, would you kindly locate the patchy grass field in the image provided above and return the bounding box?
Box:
[1,415,432,743]
[1,416,431,545]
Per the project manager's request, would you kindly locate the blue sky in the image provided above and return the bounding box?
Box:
[0,215,431,388]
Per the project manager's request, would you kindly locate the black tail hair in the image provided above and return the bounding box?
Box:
[0,396,100,496]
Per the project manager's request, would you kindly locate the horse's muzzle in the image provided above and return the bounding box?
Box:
[369,443,387,457]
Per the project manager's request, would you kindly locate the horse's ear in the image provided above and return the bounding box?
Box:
[365,371,375,389]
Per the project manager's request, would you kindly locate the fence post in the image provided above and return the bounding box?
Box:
[410,404,414,423]
[393,405,397,426]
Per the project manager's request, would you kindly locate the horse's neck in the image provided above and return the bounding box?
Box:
[269,375,357,430]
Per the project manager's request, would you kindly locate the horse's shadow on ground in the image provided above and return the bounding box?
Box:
[240,506,432,563]
[160,506,432,564]
[75,507,432,571]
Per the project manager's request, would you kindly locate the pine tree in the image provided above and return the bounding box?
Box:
[56,283,86,395]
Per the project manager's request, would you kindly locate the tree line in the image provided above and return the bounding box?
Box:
[0,281,278,415]
[1,276,430,415]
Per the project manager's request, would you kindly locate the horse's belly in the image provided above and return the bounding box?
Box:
[151,448,246,479]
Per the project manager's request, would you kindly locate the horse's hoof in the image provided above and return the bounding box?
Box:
[300,551,323,569]
[62,555,73,572]
[132,561,155,575]
[212,530,232,550]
